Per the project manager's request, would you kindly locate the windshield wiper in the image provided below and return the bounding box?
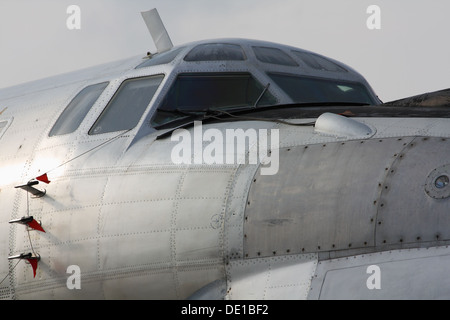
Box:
[254,83,270,108]
[154,105,316,140]
[154,101,372,140]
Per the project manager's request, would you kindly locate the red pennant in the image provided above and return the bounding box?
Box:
[36,173,50,184]
[27,219,45,233]
[26,258,39,278]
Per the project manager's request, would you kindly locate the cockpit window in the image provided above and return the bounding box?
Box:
[49,82,109,137]
[135,47,185,69]
[291,51,347,73]
[184,43,246,61]
[151,72,277,127]
[267,73,375,105]
[89,75,164,135]
[252,46,298,66]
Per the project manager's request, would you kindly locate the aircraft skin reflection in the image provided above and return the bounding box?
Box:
[1,9,450,300]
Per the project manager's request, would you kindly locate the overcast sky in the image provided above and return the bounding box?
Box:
[0,0,449,102]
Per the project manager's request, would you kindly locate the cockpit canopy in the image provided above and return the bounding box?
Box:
[49,38,380,137]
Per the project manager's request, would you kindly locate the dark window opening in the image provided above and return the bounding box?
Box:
[291,51,347,73]
[49,82,109,137]
[184,43,246,61]
[89,75,164,135]
[268,73,376,105]
[252,46,298,66]
[151,72,277,127]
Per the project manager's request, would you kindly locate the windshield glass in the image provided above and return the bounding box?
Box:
[151,72,277,127]
[184,43,246,61]
[49,82,109,137]
[90,75,164,135]
[267,73,376,105]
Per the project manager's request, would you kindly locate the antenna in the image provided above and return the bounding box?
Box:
[141,8,174,53]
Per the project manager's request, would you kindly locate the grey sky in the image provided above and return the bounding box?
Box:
[0,0,449,102]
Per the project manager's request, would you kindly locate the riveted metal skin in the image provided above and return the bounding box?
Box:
[2,31,450,299]
[244,137,450,258]
[376,137,450,247]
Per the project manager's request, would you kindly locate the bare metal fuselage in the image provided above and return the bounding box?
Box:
[1,39,450,300]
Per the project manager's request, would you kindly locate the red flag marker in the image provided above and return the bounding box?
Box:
[36,173,50,184]
[27,219,46,233]
[9,216,45,233]
[8,253,40,278]
[26,258,39,278]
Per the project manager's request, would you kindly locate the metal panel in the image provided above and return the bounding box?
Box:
[309,246,450,300]
[244,138,413,258]
[376,137,450,246]
[226,254,317,300]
